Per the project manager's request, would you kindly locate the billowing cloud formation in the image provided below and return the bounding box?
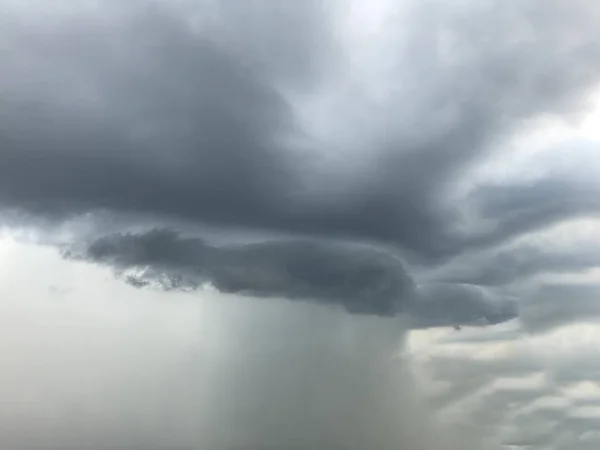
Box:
[426,239,600,287]
[520,282,600,333]
[0,237,475,450]
[466,176,600,252]
[2,0,600,262]
[410,283,518,329]
[3,1,600,448]
[67,228,414,316]
[65,228,519,326]
[1,0,600,333]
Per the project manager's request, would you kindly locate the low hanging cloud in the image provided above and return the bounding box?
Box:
[520,282,600,333]
[65,228,519,327]
[466,176,600,252]
[426,240,600,288]
[66,228,415,317]
[410,283,518,329]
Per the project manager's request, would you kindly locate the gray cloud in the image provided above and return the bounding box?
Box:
[67,228,415,317]
[1,0,600,262]
[0,0,598,343]
[65,228,519,326]
[466,177,600,252]
[427,241,600,287]
[0,2,301,229]
[422,242,600,331]
[410,283,518,328]
[520,282,600,332]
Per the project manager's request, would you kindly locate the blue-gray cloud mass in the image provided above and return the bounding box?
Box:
[2,0,600,327]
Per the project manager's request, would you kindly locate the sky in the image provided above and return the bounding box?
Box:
[2,0,600,448]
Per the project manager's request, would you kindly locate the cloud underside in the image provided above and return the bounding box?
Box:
[69,229,413,317]
[2,0,600,329]
[67,228,518,326]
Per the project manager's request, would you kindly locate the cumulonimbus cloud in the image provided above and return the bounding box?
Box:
[2,0,600,262]
[1,0,600,332]
[5,2,600,449]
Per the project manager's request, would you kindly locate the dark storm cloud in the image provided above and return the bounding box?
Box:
[409,283,518,328]
[65,228,519,326]
[428,241,600,287]
[466,177,600,253]
[520,282,600,332]
[0,1,302,226]
[1,0,600,261]
[66,228,415,317]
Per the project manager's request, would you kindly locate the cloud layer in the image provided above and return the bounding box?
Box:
[2,0,600,332]
[68,228,414,317]
[65,228,519,326]
[2,0,600,261]
[407,320,600,449]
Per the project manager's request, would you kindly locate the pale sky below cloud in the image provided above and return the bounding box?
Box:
[4,233,600,449]
[0,237,483,450]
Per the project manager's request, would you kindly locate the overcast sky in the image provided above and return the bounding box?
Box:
[2,0,600,448]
